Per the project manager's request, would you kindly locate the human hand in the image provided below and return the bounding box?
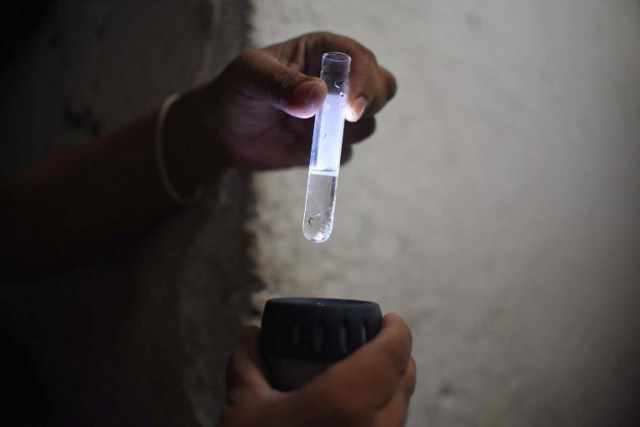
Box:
[217,313,416,427]
[199,32,397,170]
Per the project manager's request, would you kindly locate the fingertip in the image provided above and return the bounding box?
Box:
[382,312,404,326]
[231,325,261,360]
[380,312,413,358]
[240,324,260,341]
[346,96,368,122]
[234,325,262,361]
[287,79,327,118]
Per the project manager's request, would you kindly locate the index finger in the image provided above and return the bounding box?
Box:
[300,313,413,414]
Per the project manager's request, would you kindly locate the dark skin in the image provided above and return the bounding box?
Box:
[0,32,414,425]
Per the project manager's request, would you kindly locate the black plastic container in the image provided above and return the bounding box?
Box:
[259,298,382,391]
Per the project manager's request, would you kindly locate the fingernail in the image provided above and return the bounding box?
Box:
[348,96,368,121]
[293,81,324,106]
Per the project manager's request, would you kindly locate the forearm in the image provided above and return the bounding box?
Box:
[0,87,227,277]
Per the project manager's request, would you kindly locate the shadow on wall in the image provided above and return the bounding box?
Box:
[0,1,260,426]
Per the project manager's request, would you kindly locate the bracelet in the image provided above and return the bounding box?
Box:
[155,93,203,205]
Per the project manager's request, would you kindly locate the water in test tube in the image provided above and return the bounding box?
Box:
[302,52,351,243]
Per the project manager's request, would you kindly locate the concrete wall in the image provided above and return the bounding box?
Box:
[1,1,252,425]
[249,1,640,426]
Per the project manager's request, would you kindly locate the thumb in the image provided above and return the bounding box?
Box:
[225,325,272,402]
[227,49,327,118]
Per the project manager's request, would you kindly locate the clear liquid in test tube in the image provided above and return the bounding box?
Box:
[302,52,351,243]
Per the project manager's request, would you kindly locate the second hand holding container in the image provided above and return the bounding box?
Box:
[302,52,351,243]
[259,298,383,391]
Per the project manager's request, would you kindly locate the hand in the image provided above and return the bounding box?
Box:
[218,313,416,427]
[199,32,397,170]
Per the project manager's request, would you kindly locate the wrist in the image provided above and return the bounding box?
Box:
[160,87,229,202]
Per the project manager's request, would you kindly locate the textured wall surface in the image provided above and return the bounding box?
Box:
[1,1,251,425]
[249,1,640,426]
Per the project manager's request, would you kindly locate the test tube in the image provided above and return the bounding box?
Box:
[302,52,351,243]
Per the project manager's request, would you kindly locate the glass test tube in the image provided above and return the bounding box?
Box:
[302,52,351,243]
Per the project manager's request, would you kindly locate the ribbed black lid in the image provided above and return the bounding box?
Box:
[259,298,382,363]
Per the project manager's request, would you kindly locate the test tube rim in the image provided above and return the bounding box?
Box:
[322,52,351,63]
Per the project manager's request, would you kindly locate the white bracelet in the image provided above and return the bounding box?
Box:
[155,93,203,205]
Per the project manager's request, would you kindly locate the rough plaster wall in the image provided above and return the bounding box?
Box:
[249,1,640,425]
[0,1,252,425]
